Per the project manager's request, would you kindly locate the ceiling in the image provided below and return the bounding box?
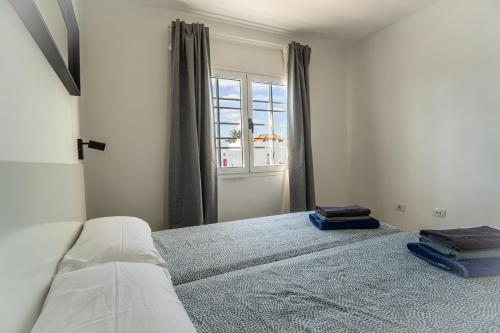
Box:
[129,0,439,41]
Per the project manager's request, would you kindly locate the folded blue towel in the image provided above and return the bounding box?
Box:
[407,243,500,278]
[309,214,380,230]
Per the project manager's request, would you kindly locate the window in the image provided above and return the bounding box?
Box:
[250,80,288,167]
[211,71,287,174]
[211,76,244,169]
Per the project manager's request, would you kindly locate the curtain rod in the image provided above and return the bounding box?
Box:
[167,26,286,50]
[211,32,286,49]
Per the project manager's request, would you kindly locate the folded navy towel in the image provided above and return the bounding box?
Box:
[407,242,500,278]
[315,205,371,218]
[309,214,379,230]
[420,226,500,251]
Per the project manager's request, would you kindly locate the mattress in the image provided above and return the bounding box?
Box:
[153,212,400,285]
[176,232,500,333]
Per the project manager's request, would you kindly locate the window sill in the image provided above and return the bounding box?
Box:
[218,170,285,179]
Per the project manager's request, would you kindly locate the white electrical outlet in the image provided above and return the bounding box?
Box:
[433,208,447,218]
[395,204,406,212]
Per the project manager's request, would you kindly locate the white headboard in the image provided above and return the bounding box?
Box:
[0,162,86,333]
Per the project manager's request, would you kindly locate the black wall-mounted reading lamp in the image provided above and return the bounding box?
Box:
[78,139,106,160]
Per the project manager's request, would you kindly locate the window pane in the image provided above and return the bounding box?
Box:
[254,139,272,149]
[219,99,240,108]
[219,138,241,148]
[212,75,244,170]
[273,141,287,165]
[253,102,270,110]
[215,134,235,147]
[219,109,241,124]
[219,123,242,162]
[273,103,286,111]
[272,84,286,103]
[254,147,273,167]
[273,112,287,138]
[220,148,243,168]
[252,82,270,101]
[250,81,288,168]
[253,125,273,169]
[252,111,271,126]
[212,98,218,107]
[218,79,241,99]
[219,124,241,138]
[254,125,271,142]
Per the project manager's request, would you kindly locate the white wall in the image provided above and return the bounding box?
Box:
[0,0,85,331]
[346,0,500,231]
[80,0,350,229]
[0,2,79,164]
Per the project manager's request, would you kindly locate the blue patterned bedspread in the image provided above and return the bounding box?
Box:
[153,212,399,285]
[176,232,500,333]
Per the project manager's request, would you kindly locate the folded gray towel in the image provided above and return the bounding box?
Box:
[316,215,371,222]
[420,226,500,251]
[315,205,371,218]
[420,237,500,260]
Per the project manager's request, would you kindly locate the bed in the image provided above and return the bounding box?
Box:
[33,214,500,333]
[152,212,400,285]
[175,232,500,333]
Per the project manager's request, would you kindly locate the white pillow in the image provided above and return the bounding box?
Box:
[58,216,165,273]
[32,262,196,333]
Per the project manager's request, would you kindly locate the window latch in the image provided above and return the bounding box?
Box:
[248,118,254,132]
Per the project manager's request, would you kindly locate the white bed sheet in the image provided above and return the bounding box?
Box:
[32,262,196,333]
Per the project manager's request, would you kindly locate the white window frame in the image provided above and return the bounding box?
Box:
[247,74,287,174]
[212,70,249,175]
[212,69,287,175]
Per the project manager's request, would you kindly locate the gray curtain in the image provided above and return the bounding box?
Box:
[168,20,217,228]
[287,42,315,212]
